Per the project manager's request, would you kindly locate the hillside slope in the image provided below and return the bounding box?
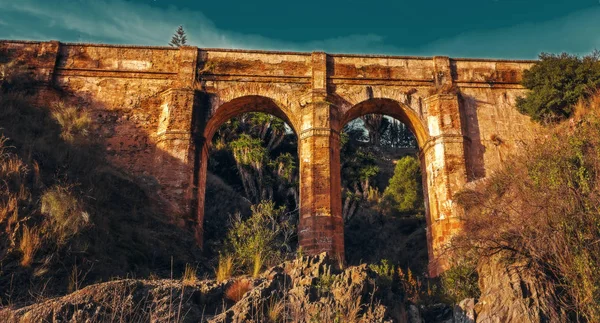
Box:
[1,254,462,323]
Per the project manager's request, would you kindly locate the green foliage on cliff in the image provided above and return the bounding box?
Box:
[517,52,600,122]
[455,93,600,321]
[439,260,480,303]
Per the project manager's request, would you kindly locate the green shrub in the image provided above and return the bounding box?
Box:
[516,52,600,122]
[369,259,395,290]
[225,201,295,274]
[382,156,423,214]
[315,267,337,296]
[440,262,480,303]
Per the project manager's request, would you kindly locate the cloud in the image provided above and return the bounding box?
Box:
[417,7,600,59]
[0,0,398,53]
[0,0,598,58]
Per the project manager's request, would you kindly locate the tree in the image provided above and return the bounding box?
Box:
[516,52,600,122]
[361,114,385,146]
[380,118,417,149]
[210,113,299,210]
[339,125,380,222]
[169,25,187,47]
[229,134,270,203]
[382,156,423,214]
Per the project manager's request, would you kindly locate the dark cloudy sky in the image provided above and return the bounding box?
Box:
[0,0,599,58]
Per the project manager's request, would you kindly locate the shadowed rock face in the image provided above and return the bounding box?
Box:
[0,40,541,276]
[475,255,551,323]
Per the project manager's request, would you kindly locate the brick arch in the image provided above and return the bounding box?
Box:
[336,98,430,147]
[335,95,469,276]
[336,97,447,275]
[203,95,298,142]
[194,94,300,250]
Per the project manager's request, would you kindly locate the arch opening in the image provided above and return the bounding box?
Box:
[200,95,300,271]
[338,98,430,275]
[203,95,298,143]
[337,98,428,149]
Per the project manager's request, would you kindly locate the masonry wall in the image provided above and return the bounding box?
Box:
[0,40,539,275]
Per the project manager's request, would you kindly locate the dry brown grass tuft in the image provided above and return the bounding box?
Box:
[182,264,197,286]
[51,102,91,143]
[398,267,422,304]
[40,185,89,244]
[19,225,41,267]
[225,279,252,303]
[0,195,17,224]
[266,297,285,323]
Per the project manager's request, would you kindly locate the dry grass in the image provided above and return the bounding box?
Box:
[339,287,366,323]
[573,89,600,120]
[252,252,263,278]
[40,185,89,244]
[0,195,17,224]
[0,134,29,225]
[267,298,285,323]
[182,264,197,286]
[19,225,41,267]
[453,91,600,321]
[398,267,422,304]
[0,140,27,179]
[51,102,91,143]
[216,255,234,282]
[225,279,252,303]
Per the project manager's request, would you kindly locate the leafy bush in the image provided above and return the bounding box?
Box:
[225,201,296,275]
[367,259,398,294]
[315,267,337,296]
[439,261,480,303]
[516,52,600,122]
[382,156,423,214]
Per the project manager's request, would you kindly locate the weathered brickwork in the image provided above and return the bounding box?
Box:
[0,40,541,276]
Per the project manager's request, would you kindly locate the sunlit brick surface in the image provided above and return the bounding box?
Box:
[0,40,541,276]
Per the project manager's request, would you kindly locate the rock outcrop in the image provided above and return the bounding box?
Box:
[1,254,462,323]
[474,256,549,323]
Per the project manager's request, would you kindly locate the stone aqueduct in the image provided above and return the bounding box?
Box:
[1,40,540,275]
